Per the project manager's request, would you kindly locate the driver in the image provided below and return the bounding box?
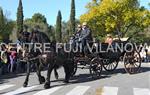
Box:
[74,24,82,42]
[79,22,92,46]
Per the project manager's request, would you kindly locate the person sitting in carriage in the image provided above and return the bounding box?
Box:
[105,34,113,45]
[70,24,82,48]
[79,22,92,55]
[74,24,82,42]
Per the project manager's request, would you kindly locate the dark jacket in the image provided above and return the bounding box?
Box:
[74,30,82,41]
[80,28,92,42]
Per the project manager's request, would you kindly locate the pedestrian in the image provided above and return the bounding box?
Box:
[9,51,17,73]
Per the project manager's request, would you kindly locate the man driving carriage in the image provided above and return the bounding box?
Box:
[74,24,82,42]
[79,22,92,46]
[69,24,82,49]
[72,22,92,55]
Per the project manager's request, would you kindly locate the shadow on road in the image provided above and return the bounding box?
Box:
[102,66,150,75]
[70,74,110,84]
[0,73,32,84]
[139,67,150,73]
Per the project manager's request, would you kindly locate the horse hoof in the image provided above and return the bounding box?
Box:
[44,82,50,89]
[23,83,28,87]
[40,76,45,84]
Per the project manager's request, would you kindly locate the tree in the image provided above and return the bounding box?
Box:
[60,19,80,42]
[17,0,24,38]
[0,7,5,34]
[0,7,5,27]
[55,10,62,42]
[0,7,5,42]
[32,13,47,24]
[24,13,49,34]
[80,0,150,41]
[47,25,55,41]
[0,7,15,42]
[62,21,70,42]
[69,0,76,36]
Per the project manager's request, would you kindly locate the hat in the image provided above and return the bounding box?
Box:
[82,22,87,26]
[107,34,111,37]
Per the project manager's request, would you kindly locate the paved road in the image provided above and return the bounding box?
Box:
[0,62,149,95]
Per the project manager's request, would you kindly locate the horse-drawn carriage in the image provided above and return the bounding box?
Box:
[13,31,141,88]
[72,37,142,77]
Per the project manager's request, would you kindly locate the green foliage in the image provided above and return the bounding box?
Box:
[0,7,5,31]
[32,13,47,24]
[47,25,55,41]
[24,13,49,34]
[17,0,24,38]
[69,0,76,36]
[55,10,62,42]
[59,19,80,42]
[0,7,15,41]
[80,0,150,42]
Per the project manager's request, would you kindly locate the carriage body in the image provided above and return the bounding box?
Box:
[95,39,142,74]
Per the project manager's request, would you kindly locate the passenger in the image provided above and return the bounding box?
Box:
[74,24,82,42]
[105,34,113,45]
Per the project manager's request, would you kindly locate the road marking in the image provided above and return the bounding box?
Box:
[3,85,38,95]
[134,88,150,95]
[66,86,90,95]
[33,86,63,95]
[102,86,118,95]
[0,84,15,91]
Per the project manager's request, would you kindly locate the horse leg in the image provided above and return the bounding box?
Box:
[63,60,74,83]
[35,62,45,84]
[54,67,59,80]
[23,61,31,87]
[63,64,71,83]
[44,64,53,89]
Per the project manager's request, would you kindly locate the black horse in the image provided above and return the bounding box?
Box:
[20,31,74,89]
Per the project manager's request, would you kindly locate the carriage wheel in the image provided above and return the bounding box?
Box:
[123,50,141,74]
[90,57,102,77]
[103,60,118,72]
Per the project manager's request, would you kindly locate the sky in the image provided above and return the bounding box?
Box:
[0,0,149,26]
